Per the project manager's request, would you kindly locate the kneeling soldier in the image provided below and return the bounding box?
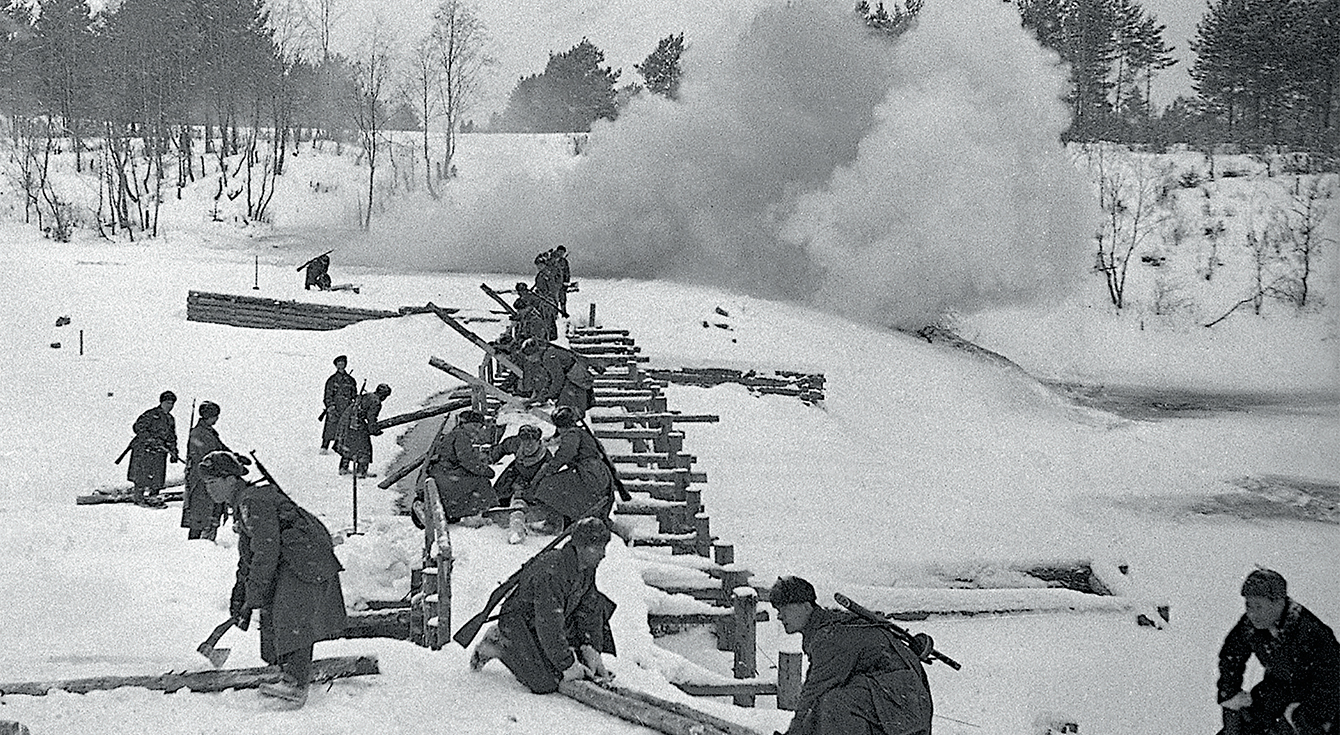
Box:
[771,576,933,735]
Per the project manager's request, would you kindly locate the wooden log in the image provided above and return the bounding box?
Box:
[732,588,758,706]
[607,684,766,735]
[571,327,629,335]
[427,357,551,424]
[594,428,665,441]
[479,283,517,315]
[339,608,412,640]
[587,413,719,425]
[616,468,707,484]
[0,656,379,696]
[427,304,526,376]
[378,455,425,489]
[374,397,472,432]
[776,651,803,711]
[558,681,755,735]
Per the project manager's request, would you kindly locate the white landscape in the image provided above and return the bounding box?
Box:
[0,0,1336,734]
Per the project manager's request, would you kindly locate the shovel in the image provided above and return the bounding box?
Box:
[196,618,237,668]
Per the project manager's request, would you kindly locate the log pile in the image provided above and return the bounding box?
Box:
[186,290,424,331]
[644,367,825,405]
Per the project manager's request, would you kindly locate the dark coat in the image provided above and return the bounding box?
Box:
[1219,600,1340,734]
[128,406,177,489]
[422,422,495,519]
[181,420,229,531]
[491,434,551,505]
[304,254,331,290]
[496,543,616,694]
[321,370,358,445]
[230,481,346,661]
[788,607,933,735]
[512,294,549,343]
[525,426,613,521]
[336,393,383,463]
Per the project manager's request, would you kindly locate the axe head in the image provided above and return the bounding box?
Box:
[197,641,230,668]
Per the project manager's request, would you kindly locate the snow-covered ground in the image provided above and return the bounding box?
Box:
[0,55,1337,735]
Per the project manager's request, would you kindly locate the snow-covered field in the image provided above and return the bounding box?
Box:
[1,41,1338,735]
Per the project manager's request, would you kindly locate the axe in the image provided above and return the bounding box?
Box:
[196,617,237,668]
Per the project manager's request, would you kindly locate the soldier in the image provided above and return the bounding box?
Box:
[771,575,934,735]
[336,383,390,478]
[303,253,332,291]
[511,406,615,543]
[1218,569,1340,735]
[418,410,496,523]
[549,245,571,313]
[520,339,601,415]
[511,283,549,344]
[469,517,616,693]
[181,401,231,540]
[489,424,551,507]
[199,451,347,709]
[127,390,180,508]
[320,356,358,453]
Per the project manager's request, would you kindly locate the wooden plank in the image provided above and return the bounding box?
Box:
[0,655,380,696]
[607,684,766,735]
[617,468,706,483]
[570,327,630,335]
[593,428,664,440]
[588,413,719,424]
[672,682,778,698]
[374,396,473,432]
[340,609,411,639]
[479,283,517,315]
[648,611,770,626]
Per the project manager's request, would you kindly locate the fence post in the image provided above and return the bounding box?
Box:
[693,513,712,557]
[732,587,758,707]
[588,302,597,328]
[777,651,803,711]
[409,567,424,646]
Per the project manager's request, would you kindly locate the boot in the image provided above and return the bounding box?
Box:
[507,510,527,545]
[259,676,308,708]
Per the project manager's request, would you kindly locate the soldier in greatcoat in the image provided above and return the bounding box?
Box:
[127,390,180,508]
[511,283,549,344]
[1218,569,1340,735]
[336,383,390,478]
[489,424,551,507]
[549,246,571,313]
[321,356,357,453]
[511,406,614,542]
[519,339,601,415]
[181,401,230,540]
[199,450,347,709]
[418,410,496,523]
[771,576,934,735]
[469,517,616,694]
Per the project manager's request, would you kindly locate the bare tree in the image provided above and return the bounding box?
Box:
[348,22,394,230]
[1275,175,1336,308]
[1089,144,1168,310]
[404,33,443,196]
[430,0,492,183]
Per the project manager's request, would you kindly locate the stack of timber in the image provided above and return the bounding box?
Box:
[186,290,440,331]
[643,366,826,405]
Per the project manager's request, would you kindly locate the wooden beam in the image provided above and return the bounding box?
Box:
[607,684,766,735]
[672,681,779,698]
[426,303,526,376]
[427,357,551,424]
[0,655,380,696]
[374,396,472,432]
[587,413,719,424]
[479,283,518,315]
[558,681,760,735]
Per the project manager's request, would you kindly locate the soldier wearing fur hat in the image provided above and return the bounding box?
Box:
[520,339,602,415]
[418,410,496,523]
[469,517,616,694]
[1218,569,1340,735]
[771,575,933,735]
[336,383,390,478]
[320,356,357,453]
[127,390,180,508]
[511,406,615,543]
[489,424,551,507]
[181,401,232,540]
[198,450,347,709]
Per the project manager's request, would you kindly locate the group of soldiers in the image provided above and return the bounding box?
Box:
[318,354,392,479]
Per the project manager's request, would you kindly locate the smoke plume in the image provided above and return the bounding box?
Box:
[349,0,1097,328]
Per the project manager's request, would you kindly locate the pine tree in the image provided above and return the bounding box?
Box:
[635,32,684,100]
[500,38,619,132]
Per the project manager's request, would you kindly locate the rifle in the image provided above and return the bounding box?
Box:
[531,289,569,319]
[833,593,961,670]
[578,418,631,502]
[295,249,335,272]
[114,436,135,465]
[247,451,284,492]
[452,496,610,648]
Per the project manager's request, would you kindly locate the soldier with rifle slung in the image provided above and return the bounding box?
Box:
[320,355,357,454]
[466,516,616,693]
[125,390,180,508]
[770,576,937,735]
[300,250,334,291]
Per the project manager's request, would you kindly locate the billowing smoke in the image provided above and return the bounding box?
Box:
[349,0,1097,328]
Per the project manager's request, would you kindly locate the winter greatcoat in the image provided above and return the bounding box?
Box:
[787,607,934,735]
[490,434,552,506]
[181,420,229,533]
[512,294,549,344]
[127,406,177,491]
[421,421,495,519]
[524,425,613,521]
[1218,600,1340,735]
[321,370,358,448]
[336,393,383,464]
[230,481,347,664]
[496,543,616,694]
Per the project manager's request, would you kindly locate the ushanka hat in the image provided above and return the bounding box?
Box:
[1241,569,1287,599]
